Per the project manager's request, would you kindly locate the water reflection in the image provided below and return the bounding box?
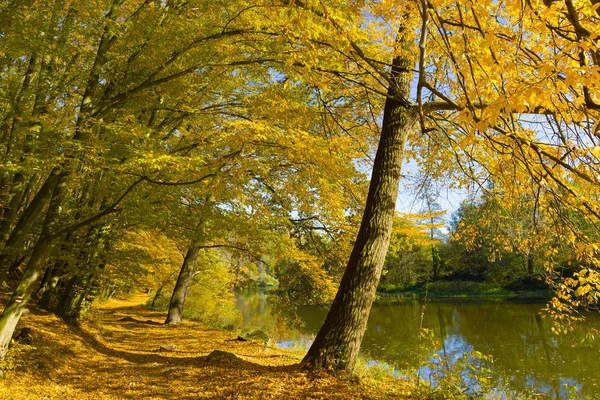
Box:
[235,288,600,398]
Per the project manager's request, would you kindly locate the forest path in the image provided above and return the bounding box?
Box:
[0,295,410,399]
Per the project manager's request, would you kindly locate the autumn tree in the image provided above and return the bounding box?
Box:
[0,0,298,355]
[0,0,378,359]
[2,0,599,373]
[267,0,600,371]
[451,191,544,274]
[379,213,434,290]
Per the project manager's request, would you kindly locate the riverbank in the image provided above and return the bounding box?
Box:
[0,295,418,399]
[376,281,551,302]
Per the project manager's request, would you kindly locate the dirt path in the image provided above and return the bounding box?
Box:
[0,296,413,399]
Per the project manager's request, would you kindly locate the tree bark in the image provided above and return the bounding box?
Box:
[527,252,535,275]
[302,29,417,371]
[0,173,27,242]
[151,285,164,309]
[0,168,67,358]
[37,265,63,311]
[0,236,51,359]
[0,167,59,283]
[54,275,79,320]
[432,245,440,281]
[165,246,200,325]
[37,231,76,310]
[55,268,97,325]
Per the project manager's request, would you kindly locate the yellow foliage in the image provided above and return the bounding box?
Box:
[104,230,183,294]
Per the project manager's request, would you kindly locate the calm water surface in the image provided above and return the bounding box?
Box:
[235,288,600,399]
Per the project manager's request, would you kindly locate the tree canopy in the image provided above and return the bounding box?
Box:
[1,0,599,372]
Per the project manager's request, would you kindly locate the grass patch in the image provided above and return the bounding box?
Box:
[377,281,551,302]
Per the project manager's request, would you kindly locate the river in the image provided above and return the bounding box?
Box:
[235,288,600,399]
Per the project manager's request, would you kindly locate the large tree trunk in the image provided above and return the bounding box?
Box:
[0,236,51,359]
[302,29,416,371]
[165,247,200,325]
[0,168,67,359]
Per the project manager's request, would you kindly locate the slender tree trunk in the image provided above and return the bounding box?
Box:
[37,231,74,308]
[16,174,37,215]
[302,29,417,371]
[0,173,27,242]
[432,245,440,281]
[37,264,63,311]
[66,275,95,325]
[527,253,535,275]
[165,247,200,325]
[55,268,97,325]
[151,285,164,309]
[38,265,55,295]
[54,276,78,319]
[5,254,27,281]
[0,168,59,283]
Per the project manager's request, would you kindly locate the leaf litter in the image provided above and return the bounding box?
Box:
[0,295,416,399]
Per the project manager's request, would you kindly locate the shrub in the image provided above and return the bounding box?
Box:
[504,275,548,291]
[427,281,498,295]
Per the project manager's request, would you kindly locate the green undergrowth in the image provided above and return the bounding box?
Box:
[377,280,551,302]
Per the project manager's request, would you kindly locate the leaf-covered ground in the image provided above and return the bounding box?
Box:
[0,296,417,399]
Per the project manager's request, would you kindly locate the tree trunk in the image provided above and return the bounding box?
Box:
[5,254,26,282]
[0,236,51,359]
[302,30,416,371]
[527,253,535,275]
[54,275,78,319]
[0,168,68,358]
[38,232,75,309]
[0,172,27,242]
[0,168,59,283]
[165,247,200,325]
[37,267,63,311]
[151,285,164,309]
[55,269,96,325]
[432,245,440,281]
[37,257,71,312]
[38,266,54,295]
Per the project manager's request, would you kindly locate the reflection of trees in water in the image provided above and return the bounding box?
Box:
[312,301,599,397]
[236,288,274,329]
[237,290,600,397]
[236,288,314,342]
[441,303,600,397]
[360,301,434,370]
